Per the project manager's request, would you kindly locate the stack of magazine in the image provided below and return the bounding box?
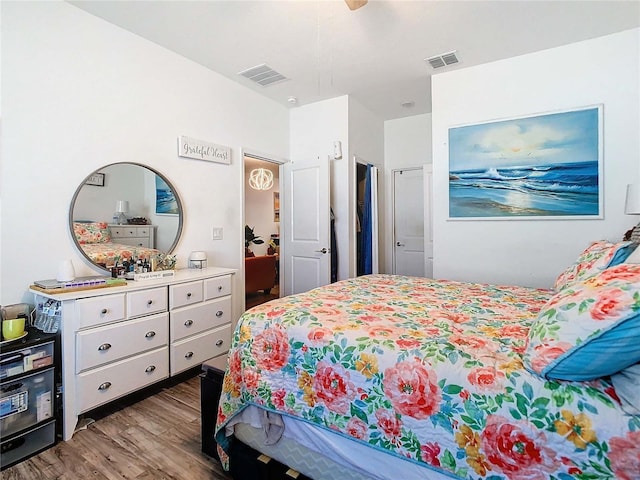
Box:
[33,276,109,290]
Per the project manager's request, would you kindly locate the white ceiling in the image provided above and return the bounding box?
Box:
[69,0,640,121]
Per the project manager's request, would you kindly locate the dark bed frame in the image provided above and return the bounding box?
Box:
[200,359,311,480]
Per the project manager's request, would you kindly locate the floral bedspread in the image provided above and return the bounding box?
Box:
[80,242,160,267]
[215,275,639,480]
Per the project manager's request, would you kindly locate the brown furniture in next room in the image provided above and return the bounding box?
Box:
[245,255,277,294]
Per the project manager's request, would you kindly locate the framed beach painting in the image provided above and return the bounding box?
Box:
[448,105,603,220]
[155,175,179,215]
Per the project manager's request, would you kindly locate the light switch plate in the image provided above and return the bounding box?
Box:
[212,227,223,240]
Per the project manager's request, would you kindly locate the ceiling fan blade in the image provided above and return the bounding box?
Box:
[345,0,368,11]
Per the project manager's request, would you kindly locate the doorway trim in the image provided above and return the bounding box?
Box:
[241,148,288,312]
[352,156,380,277]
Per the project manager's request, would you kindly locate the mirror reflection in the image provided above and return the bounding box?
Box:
[70,163,183,271]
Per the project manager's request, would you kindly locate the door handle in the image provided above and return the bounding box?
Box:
[315,248,328,254]
[396,242,405,247]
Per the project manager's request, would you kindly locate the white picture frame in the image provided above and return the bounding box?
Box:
[178,136,231,165]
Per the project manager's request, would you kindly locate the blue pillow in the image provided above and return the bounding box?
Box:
[524,263,640,381]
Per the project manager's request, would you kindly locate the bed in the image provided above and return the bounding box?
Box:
[215,240,640,480]
[73,221,160,267]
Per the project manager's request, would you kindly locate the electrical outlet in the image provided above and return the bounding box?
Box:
[212,227,223,240]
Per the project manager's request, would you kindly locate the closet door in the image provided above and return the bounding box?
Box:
[281,158,331,296]
[393,167,426,277]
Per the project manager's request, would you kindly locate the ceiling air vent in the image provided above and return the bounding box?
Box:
[425,51,460,69]
[238,64,288,87]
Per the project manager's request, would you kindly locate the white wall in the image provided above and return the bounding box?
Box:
[348,98,384,276]
[289,96,350,280]
[289,96,384,281]
[1,2,289,310]
[432,29,640,288]
[383,114,432,273]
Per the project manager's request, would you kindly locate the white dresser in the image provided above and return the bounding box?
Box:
[108,224,157,248]
[30,267,236,441]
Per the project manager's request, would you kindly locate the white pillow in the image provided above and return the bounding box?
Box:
[611,363,640,415]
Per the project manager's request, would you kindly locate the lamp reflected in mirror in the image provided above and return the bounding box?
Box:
[625,184,640,243]
[115,200,129,225]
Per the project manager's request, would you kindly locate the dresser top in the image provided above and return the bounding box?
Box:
[108,224,157,227]
[29,267,236,301]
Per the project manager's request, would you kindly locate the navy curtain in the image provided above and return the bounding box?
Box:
[361,164,373,274]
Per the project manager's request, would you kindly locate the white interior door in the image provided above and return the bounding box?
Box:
[282,158,331,296]
[393,168,425,277]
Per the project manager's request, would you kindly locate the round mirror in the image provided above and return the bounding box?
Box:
[69,162,183,271]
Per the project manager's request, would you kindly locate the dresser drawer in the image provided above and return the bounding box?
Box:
[111,226,146,238]
[118,237,150,248]
[169,281,203,309]
[109,227,128,238]
[170,325,231,375]
[77,347,168,413]
[135,227,151,238]
[76,294,126,329]
[76,312,169,373]
[204,275,232,300]
[170,297,231,342]
[127,287,167,318]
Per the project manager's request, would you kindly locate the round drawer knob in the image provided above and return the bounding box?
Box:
[215,339,224,347]
[147,300,153,306]
[185,351,194,359]
[216,311,223,318]
[98,343,112,351]
[100,308,108,315]
[218,286,223,292]
[98,382,112,391]
[145,331,156,338]
[145,365,156,373]
[186,292,192,298]
[184,319,193,327]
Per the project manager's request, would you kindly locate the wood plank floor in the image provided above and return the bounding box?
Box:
[245,285,279,310]
[3,373,233,480]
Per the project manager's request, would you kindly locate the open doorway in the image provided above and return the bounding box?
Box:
[355,160,380,276]
[244,155,281,309]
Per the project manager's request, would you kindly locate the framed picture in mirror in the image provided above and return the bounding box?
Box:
[85,172,105,187]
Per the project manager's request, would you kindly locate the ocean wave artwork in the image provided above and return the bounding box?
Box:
[448,106,601,219]
[156,175,179,215]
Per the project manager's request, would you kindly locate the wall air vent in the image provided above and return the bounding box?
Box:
[425,51,460,69]
[238,64,288,87]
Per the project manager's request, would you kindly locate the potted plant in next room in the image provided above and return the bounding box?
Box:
[245,225,264,257]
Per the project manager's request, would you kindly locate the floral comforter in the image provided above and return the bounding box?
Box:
[215,275,639,480]
[80,242,160,267]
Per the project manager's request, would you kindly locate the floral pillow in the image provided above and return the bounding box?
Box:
[553,240,636,291]
[73,221,111,244]
[524,263,640,381]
